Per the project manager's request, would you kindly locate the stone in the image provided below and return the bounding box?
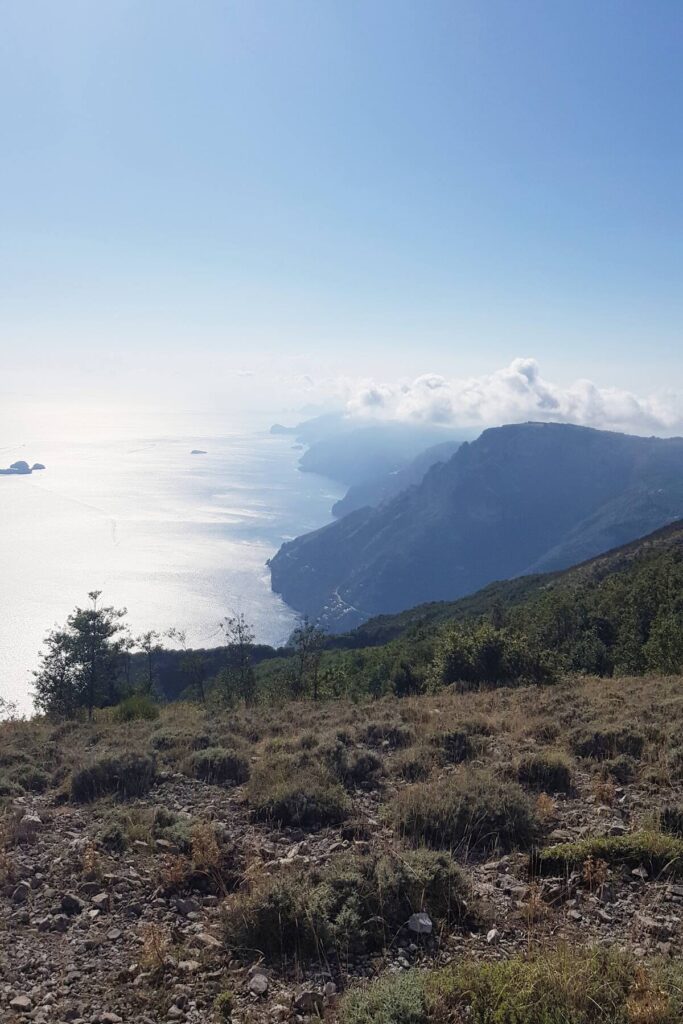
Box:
[92,892,110,910]
[196,931,221,949]
[486,927,500,944]
[294,991,324,1015]
[175,897,200,917]
[11,882,30,905]
[10,994,32,1012]
[407,911,433,935]
[16,814,42,840]
[632,867,649,881]
[249,973,269,997]
[61,893,84,915]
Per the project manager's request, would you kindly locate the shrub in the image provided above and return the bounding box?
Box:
[362,722,414,749]
[394,746,436,782]
[517,751,572,793]
[572,728,645,761]
[71,754,156,802]
[341,973,427,1024]
[323,742,383,790]
[536,831,683,878]
[602,754,638,784]
[393,772,538,855]
[11,765,50,793]
[424,946,683,1024]
[430,622,555,690]
[661,806,683,838]
[114,694,159,722]
[434,730,476,764]
[186,747,249,786]
[224,849,472,963]
[248,757,350,829]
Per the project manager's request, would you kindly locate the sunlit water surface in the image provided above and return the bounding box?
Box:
[0,434,342,712]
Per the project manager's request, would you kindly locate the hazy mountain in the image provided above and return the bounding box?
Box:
[269,422,683,631]
[332,439,462,517]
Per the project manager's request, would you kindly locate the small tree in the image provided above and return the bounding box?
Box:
[33,592,129,718]
[219,613,256,705]
[166,628,207,703]
[290,617,326,700]
[137,630,163,695]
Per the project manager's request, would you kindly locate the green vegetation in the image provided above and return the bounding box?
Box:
[223,849,472,962]
[247,755,350,829]
[186,747,249,786]
[393,771,538,854]
[517,750,573,793]
[341,947,683,1024]
[71,753,157,802]
[536,831,683,877]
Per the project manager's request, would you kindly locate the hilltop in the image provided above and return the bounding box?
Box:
[2,673,683,1022]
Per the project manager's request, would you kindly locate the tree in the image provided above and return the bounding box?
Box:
[137,630,163,695]
[166,628,207,703]
[219,614,257,705]
[33,592,129,718]
[290,617,326,700]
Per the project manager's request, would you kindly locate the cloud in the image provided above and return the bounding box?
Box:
[345,358,683,436]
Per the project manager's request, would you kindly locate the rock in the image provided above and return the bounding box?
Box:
[294,991,324,1015]
[175,897,200,917]
[100,1014,123,1024]
[61,893,84,915]
[92,893,110,911]
[486,927,500,944]
[324,982,337,998]
[249,973,269,997]
[196,931,221,949]
[632,867,649,881]
[16,813,42,839]
[11,882,30,905]
[407,912,433,935]
[10,994,32,1012]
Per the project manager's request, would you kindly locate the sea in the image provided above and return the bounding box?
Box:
[0,432,343,713]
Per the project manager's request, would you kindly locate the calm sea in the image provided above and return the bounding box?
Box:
[0,433,343,712]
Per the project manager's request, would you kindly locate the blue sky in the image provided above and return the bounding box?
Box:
[1,0,681,436]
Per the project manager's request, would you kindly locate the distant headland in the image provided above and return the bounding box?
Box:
[0,460,46,476]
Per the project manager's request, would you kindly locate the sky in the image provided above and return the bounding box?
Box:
[1,0,682,439]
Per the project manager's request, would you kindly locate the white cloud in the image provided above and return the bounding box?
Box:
[344,358,683,436]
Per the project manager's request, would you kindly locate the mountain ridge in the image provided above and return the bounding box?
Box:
[269,421,683,631]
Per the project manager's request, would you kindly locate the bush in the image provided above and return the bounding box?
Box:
[186,747,249,786]
[12,765,50,793]
[601,754,638,784]
[430,622,555,691]
[536,831,683,878]
[393,772,538,854]
[323,742,383,790]
[661,806,683,838]
[71,754,157,802]
[224,849,472,963]
[572,728,645,761]
[517,751,572,793]
[424,946,683,1024]
[434,730,476,765]
[362,722,414,749]
[341,973,427,1024]
[394,746,436,783]
[114,694,159,722]
[248,756,350,829]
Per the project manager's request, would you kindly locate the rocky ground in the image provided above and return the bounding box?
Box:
[2,676,683,1023]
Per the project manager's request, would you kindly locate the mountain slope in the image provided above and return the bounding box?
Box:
[329,517,683,650]
[331,439,461,517]
[269,422,683,631]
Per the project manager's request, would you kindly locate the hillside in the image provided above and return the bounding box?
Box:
[269,422,683,631]
[330,517,683,650]
[331,439,461,518]
[3,676,683,1022]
